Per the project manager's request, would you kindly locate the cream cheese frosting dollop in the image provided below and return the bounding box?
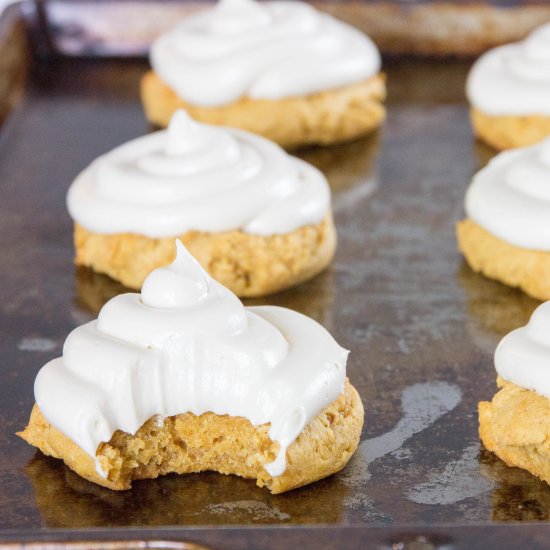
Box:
[467,23,550,115]
[150,0,381,107]
[465,137,550,250]
[495,301,550,399]
[67,110,330,238]
[34,241,348,477]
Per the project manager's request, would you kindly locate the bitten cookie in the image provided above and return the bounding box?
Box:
[20,379,363,493]
[479,301,550,485]
[141,0,386,148]
[457,138,550,301]
[67,110,336,297]
[467,23,550,150]
[18,242,364,492]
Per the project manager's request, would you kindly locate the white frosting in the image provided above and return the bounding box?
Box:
[67,111,329,238]
[67,111,330,238]
[467,23,550,116]
[465,137,550,250]
[150,0,381,107]
[34,241,348,477]
[495,301,550,400]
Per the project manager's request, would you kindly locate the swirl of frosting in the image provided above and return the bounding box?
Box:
[465,137,550,250]
[495,301,550,400]
[467,23,550,115]
[34,241,348,477]
[149,0,381,107]
[67,110,330,238]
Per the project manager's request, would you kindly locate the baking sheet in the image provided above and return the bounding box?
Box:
[2,1,550,547]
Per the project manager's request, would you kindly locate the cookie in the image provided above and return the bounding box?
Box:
[142,0,385,148]
[19,242,363,492]
[467,24,550,149]
[457,138,550,300]
[479,301,550,485]
[328,2,550,57]
[67,111,336,296]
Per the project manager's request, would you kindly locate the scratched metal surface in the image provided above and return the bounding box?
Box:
[1,4,550,537]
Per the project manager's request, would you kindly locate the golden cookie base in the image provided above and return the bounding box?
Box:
[18,379,363,493]
[73,214,336,297]
[457,218,550,301]
[471,108,550,151]
[480,378,550,486]
[141,71,386,149]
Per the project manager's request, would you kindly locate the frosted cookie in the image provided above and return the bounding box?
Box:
[457,137,550,301]
[18,242,363,492]
[141,0,385,148]
[331,2,550,58]
[67,110,336,297]
[467,24,550,150]
[479,301,550,486]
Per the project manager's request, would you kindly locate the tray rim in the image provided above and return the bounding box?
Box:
[1,1,549,545]
[3,523,550,547]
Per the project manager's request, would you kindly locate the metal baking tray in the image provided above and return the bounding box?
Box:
[2,1,550,548]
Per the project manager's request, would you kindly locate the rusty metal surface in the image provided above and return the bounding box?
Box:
[1,1,550,546]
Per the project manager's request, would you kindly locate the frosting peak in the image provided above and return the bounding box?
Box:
[141,240,209,309]
[67,109,330,238]
[139,111,240,176]
[34,242,347,477]
[465,137,550,250]
[150,0,381,107]
[165,110,230,156]
[467,23,550,115]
